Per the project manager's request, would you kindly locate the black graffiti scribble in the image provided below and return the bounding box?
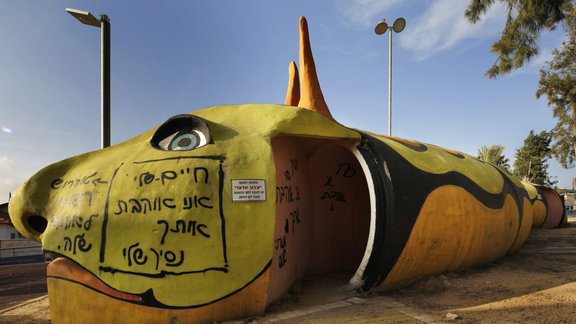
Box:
[59,233,92,254]
[157,219,210,244]
[114,197,176,215]
[274,235,287,268]
[51,172,108,190]
[52,214,99,231]
[135,167,209,187]
[123,242,185,269]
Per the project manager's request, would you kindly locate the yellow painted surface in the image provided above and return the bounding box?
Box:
[531,200,547,227]
[13,122,275,306]
[47,275,268,324]
[380,185,520,288]
[508,198,533,252]
[519,182,547,228]
[9,104,360,310]
[369,134,505,195]
[522,181,539,200]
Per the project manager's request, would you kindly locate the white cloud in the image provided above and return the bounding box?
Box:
[399,0,506,61]
[0,156,14,170]
[338,0,405,28]
[0,177,17,189]
[338,0,507,61]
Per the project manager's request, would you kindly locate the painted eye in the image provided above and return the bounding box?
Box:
[152,115,212,151]
[159,130,208,151]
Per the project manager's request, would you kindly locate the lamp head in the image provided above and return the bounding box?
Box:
[374,19,389,35]
[65,8,101,27]
[392,17,406,33]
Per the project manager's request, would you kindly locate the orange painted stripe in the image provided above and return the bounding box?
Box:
[47,257,142,302]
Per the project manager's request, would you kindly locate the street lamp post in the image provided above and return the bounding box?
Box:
[65,8,111,149]
[375,18,406,136]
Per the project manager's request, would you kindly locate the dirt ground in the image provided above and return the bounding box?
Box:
[0,262,49,323]
[257,217,576,323]
[390,217,576,323]
[1,218,575,323]
[0,262,47,311]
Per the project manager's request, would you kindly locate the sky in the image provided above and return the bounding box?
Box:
[0,0,574,202]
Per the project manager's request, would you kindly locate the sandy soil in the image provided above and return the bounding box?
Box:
[389,217,576,323]
[0,262,49,323]
[0,262,47,310]
[264,217,576,323]
[1,218,575,323]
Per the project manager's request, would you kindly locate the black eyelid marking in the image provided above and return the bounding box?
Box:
[151,115,213,151]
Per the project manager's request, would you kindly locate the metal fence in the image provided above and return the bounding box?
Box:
[0,245,46,265]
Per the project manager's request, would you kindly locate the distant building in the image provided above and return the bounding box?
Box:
[0,202,23,240]
[564,193,574,211]
[0,202,47,264]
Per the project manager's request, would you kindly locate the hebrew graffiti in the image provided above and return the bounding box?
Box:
[45,157,229,278]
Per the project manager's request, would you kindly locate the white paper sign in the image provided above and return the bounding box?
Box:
[231,179,266,202]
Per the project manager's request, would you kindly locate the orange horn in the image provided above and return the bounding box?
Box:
[297,16,334,120]
[285,60,300,106]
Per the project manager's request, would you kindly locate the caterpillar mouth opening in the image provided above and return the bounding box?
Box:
[267,136,374,301]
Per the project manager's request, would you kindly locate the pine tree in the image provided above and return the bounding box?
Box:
[536,1,576,168]
[465,0,566,78]
[467,0,575,173]
[513,130,555,185]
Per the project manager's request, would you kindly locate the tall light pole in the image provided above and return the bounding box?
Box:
[375,17,406,136]
[65,8,111,148]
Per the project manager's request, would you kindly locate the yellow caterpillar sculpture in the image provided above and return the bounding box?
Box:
[9,17,565,323]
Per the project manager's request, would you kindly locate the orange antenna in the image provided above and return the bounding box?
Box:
[285,61,300,106]
[296,17,334,120]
